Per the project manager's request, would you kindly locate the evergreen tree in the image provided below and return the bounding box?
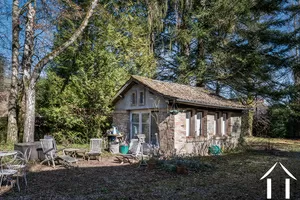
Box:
[37,0,157,142]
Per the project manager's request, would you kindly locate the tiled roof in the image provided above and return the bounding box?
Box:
[131,75,247,110]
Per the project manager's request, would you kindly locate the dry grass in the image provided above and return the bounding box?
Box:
[1,137,300,199]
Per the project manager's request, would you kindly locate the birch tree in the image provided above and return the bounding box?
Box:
[7,0,98,143]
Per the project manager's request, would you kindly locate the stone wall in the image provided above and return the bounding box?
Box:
[174,112,186,154]
[173,110,243,155]
[157,111,175,155]
[112,111,130,138]
[112,106,244,156]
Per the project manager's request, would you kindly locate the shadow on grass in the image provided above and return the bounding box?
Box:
[1,150,300,200]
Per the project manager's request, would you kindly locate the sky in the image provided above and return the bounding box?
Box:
[0,0,12,65]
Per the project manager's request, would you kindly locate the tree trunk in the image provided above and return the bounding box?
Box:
[247,110,254,136]
[21,2,35,142]
[21,0,98,142]
[7,0,20,143]
[23,84,35,142]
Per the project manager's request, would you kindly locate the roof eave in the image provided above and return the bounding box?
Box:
[176,99,249,111]
[112,78,135,104]
[112,76,172,105]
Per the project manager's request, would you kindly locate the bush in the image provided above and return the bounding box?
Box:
[156,157,214,173]
[0,117,7,143]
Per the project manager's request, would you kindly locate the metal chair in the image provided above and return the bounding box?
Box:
[9,148,32,187]
[0,152,20,191]
[86,138,102,161]
[40,139,77,168]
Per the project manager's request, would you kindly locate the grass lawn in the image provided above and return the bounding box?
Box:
[1,137,300,199]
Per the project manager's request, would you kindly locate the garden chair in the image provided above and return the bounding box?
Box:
[8,148,31,187]
[40,138,77,168]
[115,139,142,164]
[86,138,102,161]
[0,152,20,191]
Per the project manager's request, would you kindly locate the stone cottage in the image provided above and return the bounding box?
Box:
[112,75,248,155]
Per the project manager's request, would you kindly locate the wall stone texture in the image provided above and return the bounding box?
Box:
[112,108,245,156]
[112,111,130,138]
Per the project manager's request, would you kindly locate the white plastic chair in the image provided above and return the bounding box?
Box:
[115,139,142,164]
[86,138,102,161]
[40,139,77,168]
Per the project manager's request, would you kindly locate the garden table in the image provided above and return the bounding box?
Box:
[63,148,79,158]
[63,148,86,160]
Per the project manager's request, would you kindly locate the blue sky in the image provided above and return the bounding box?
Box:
[0,0,12,64]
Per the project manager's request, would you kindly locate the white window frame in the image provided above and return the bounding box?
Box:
[195,112,202,136]
[221,113,227,136]
[130,111,151,143]
[186,111,191,136]
[214,114,217,135]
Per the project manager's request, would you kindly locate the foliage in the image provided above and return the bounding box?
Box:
[37,1,157,143]
[0,117,7,143]
[157,156,214,173]
[24,0,300,142]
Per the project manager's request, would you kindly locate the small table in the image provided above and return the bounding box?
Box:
[63,148,86,160]
[63,148,79,158]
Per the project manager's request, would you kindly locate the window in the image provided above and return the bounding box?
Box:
[195,112,202,136]
[186,111,191,136]
[221,113,227,135]
[131,113,139,137]
[207,113,217,136]
[130,112,151,142]
[131,91,137,106]
[139,91,145,105]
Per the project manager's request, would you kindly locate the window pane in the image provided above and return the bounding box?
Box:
[142,113,149,123]
[186,112,191,136]
[132,113,139,122]
[132,123,139,137]
[142,124,150,142]
[140,92,144,104]
[222,113,226,135]
[196,112,202,136]
[132,92,136,105]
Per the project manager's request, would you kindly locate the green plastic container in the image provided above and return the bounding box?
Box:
[119,144,129,154]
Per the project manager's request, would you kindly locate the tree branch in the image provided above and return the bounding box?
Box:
[20,0,35,15]
[31,0,98,82]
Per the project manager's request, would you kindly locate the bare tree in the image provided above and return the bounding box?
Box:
[7,0,99,143]
[7,0,21,143]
